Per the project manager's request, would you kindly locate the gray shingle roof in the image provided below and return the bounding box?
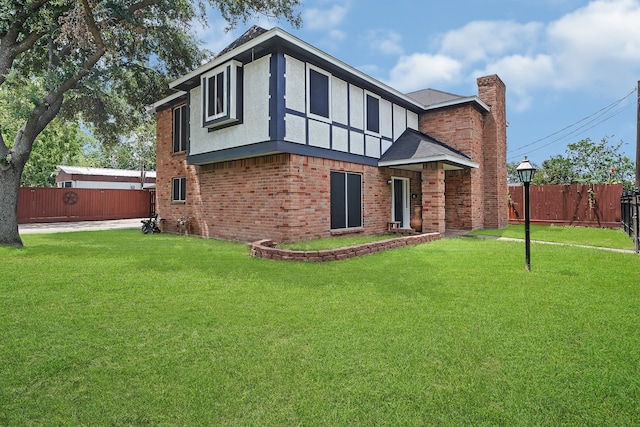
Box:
[404,88,464,107]
[216,25,268,58]
[379,129,478,169]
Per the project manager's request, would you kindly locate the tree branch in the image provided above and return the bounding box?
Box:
[13,43,107,164]
[79,0,106,50]
[0,29,45,87]
[129,0,164,14]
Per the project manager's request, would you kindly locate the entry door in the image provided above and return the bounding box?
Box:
[392,178,410,228]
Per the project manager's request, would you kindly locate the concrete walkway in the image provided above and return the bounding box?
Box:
[466,234,637,254]
[19,218,144,234]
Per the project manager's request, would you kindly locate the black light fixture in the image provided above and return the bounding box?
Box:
[516,157,537,272]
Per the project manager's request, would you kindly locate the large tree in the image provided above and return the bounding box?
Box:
[0,0,301,246]
[531,137,635,189]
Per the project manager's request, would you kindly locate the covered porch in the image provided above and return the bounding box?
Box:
[379,129,479,234]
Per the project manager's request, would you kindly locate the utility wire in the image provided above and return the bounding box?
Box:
[507,102,633,162]
[507,87,637,162]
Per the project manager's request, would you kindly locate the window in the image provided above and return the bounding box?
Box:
[201,61,242,128]
[206,71,225,118]
[330,171,362,229]
[365,93,380,134]
[172,177,186,203]
[173,104,187,153]
[59,181,72,188]
[307,66,331,120]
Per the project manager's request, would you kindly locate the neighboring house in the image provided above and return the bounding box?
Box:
[153,26,507,243]
[54,165,156,190]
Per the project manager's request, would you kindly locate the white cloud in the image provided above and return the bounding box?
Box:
[476,54,556,111]
[546,0,640,90]
[439,21,543,63]
[304,5,348,30]
[385,54,462,92]
[384,0,640,110]
[328,29,347,42]
[367,30,404,56]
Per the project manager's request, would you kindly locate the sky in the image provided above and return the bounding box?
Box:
[194,0,640,166]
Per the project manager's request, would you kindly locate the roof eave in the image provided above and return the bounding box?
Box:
[424,96,490,113]
[168,27,426,110]
[150,91,187,113]
[378,155,479,170]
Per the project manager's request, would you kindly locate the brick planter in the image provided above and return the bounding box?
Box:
[250,232,441,262]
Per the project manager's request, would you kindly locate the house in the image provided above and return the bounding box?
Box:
[152,26,507,243]
[54,165,156,190]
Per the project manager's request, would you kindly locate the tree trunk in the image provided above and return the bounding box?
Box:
[0,163,24,247]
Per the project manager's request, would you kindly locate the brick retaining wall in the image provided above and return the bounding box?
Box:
[250,232,441,262]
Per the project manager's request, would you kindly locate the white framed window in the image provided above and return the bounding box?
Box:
[365,91,380,135]
[173,104,187,153]
[172,177,186,203]
[58,181,72,188]
[306,64,331,122]
[201,60,242,128]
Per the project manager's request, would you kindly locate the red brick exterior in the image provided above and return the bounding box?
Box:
[157,113,421,242]
[155,75,507,242]
[422,163,446,234]
[478,75,508,229]
[418,74,507,232]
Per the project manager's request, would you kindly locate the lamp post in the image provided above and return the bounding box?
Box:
[516,157,537,272]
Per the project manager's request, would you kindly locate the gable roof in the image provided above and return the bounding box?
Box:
[169,26,427,111]
[216,25,268,57]
[378,129,478,171]
[163,26,489,116]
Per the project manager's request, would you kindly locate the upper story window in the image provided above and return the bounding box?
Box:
[365,93,380,134]
[173,104,187,153]
[307,65,331,121]
[206,71,225,118]
[365,92,380,134]
[201,60,243,128]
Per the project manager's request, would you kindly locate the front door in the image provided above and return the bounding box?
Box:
[392,177,410,228]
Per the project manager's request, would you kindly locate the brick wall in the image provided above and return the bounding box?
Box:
[444,169,473,229]
[155,105,201,235]
[157,108,423,242]
[418,104,486,229]
[417,74,507,231]
[477,75,508,229]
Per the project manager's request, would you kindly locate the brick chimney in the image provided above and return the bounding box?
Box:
[477,75,508,229]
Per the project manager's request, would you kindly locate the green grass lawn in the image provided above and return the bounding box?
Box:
[1,229,639,426]
[471,224,635,250]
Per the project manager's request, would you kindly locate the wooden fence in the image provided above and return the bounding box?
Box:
[620,190,640,253]
[18,187,153,224]
[508,183,623,228]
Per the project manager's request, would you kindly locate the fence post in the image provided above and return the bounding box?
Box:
[634,194,640,254]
